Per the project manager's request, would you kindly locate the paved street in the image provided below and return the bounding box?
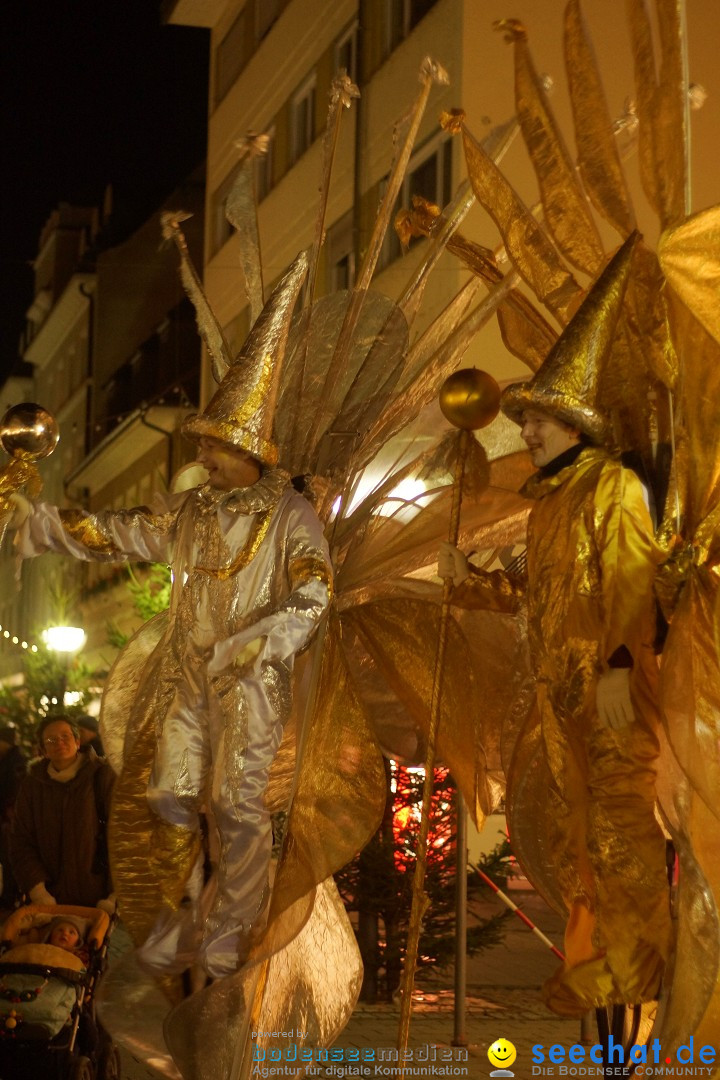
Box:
[117,890,586,1080]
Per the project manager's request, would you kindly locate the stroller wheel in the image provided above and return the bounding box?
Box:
[69,1055,94,1080]
[98,1042,122,1080]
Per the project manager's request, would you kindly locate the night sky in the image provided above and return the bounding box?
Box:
[1,2,209,377]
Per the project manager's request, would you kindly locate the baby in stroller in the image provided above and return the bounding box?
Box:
[45,914,92,967]
[0,903,119,1080]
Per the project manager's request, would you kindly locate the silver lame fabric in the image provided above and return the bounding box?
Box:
[17,470,331,978]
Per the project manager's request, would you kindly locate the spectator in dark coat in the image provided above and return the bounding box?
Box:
[0,725,27,907]
[76,715,105,758]
[9,716,114,908]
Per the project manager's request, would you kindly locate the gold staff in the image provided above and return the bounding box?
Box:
[397,367,500,1065]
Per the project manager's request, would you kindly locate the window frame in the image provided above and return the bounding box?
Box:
[379,134,453,270]
[215,8,247,105]
[386,0,439,55]
[290,72,317,165]
[255,127,276,204]
[210,161,243,257]
[255,0,281,42]
[334,19,359,82]
[326,210,356,292]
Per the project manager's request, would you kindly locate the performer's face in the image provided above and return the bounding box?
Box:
[520,409,581,467]
[196,437,262,490]
[41,720,80,771]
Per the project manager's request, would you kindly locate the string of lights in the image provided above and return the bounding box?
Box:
[0,624,38,653]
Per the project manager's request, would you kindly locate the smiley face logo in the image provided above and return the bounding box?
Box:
[488,1038,517,1071]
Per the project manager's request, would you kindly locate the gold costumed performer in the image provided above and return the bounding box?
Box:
[439,234,672,1017]
[8,252,332,980]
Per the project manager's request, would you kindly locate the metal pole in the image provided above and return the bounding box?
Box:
[396,428,470,1070]
[452,790,467,1047]
[679,0,691,216]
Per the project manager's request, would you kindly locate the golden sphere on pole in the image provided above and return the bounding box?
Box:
[0,403,59,460]
[439,368,501,431]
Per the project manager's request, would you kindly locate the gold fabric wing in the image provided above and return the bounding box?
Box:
[505,21,604,275]
[563,0,635,238]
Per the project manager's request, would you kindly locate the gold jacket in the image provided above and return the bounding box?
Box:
[454,446,671,1016]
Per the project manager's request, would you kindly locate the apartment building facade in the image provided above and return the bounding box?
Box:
[167,0,536,407]
[0,179,204,677]
[165,0,719,413]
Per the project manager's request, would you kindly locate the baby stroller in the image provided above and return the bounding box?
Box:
[0,903,121,1080]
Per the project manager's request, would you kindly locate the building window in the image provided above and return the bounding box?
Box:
[255,128,275,203]
[380,136,452,269]
[327,211,356,291]
[215,9,247,104]
[210,163,243,255]
[291,73,317,164]
[388,0,439,53]
[334,20,359,82]
[223,307,251,357]
[211,132,275,254]
[255,0,281,41]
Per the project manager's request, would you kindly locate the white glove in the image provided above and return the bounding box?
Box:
[96,894,117,916]
[29,882,57,907]
[438,542,470,586]
[7,492,31,530]
[596,668,634,730]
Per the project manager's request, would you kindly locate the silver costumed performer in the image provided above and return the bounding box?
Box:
[14,253,332,978]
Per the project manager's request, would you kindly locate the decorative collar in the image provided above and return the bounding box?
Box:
[195,467,291,516]
[521,446,609,501]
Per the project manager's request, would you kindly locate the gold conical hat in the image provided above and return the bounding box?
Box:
[501,232,638,443]
[183,251,309,465]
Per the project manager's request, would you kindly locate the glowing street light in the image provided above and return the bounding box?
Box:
[41,625,87,710]
[42,626,87,654]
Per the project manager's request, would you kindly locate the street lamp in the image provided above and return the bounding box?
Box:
[41,626,87,654]
[42,625,87,708]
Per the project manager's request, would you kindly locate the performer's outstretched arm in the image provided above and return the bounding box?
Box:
[14,492,185,565]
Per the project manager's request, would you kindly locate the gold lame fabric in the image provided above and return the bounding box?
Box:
[626,0,687,230]
[343,598,495,830]
[659,205,720,352]
[391,197,557,374]
[460,123,582,323]
[163,878,361,1080]
[453,448,672,1016]
[658,570,720,1056]
[563,0,635,238]
[663,291,720,544]
[103,613,199,950]
[501,234,638,443]
[650,268,720,1055]
[161,212,232,386]
[508,21,604,275]
[225,139,267,327]
[0,456,43,552]
[255,611,387,962]
[444,231,557,371]
[156,613,386,1080]
[0,456,43,509]
[277,290,409,480]
[182,252,309,465]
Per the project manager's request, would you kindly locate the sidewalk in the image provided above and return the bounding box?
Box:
[119,891,585,1080]
[309,891,580,1078]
